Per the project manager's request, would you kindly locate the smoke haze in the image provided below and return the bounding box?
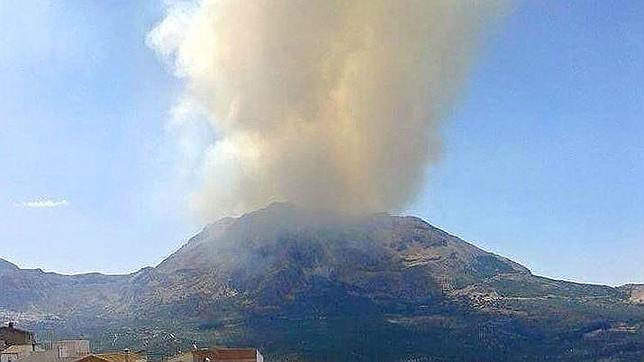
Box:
[148,0,507,220]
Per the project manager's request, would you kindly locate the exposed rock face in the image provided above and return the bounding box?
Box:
[1,203,642,360]
[620,284,644,304]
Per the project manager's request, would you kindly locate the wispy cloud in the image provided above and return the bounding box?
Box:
[17,198,69,209]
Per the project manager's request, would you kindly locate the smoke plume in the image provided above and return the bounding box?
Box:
[148,0,506,220]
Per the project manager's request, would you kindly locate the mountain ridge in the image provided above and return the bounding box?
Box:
[1,202,643,360]
[1,203,638,287]
[0,258,19,271]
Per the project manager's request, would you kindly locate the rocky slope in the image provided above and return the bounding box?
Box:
[1,203,642,360]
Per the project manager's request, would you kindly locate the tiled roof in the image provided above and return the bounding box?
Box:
[213,348,256,359]
[74,352,145,362]
[189,347,258,361]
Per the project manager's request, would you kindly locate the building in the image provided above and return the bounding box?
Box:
[52,341,90,359]
[9,351,72,362]
[0,323,35,348]
[0,345,43,362]
[12,340,90,362]
[10,351,59,362]
[169,347,263,362]
[19,340,92,362]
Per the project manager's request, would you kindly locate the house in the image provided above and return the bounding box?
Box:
[0,345,43,362]
[72,351,146,362]
[9,351,73,362]
[52,341,90,359]
[9,340,90,362]
[168,347,263,362]
[0,323,35,348]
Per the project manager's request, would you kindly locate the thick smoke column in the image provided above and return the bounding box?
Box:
[149,0,506,220]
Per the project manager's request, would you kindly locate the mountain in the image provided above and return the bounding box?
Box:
[0,258,19,271]
[1,203,643,360]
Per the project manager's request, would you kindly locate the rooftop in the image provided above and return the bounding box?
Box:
[189,347,260,361]
[0,322,32,335]
[74,352,146,362]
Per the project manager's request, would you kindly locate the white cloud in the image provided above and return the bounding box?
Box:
[17,198,69,209]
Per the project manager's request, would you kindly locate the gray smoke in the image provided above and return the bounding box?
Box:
[148,0,507,220]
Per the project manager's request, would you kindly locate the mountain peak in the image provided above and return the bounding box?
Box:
[1,208,641,360]
[0,258,19,271]
[237,201,392,224]
[157,203,531,296]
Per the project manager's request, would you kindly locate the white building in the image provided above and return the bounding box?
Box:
[169,347,263,362]
[51,341,90,359]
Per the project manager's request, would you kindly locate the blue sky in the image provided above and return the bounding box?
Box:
[1,1,642,285]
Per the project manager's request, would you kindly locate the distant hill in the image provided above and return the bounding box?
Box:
[1,203,642,360]
[0,258,18,270]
